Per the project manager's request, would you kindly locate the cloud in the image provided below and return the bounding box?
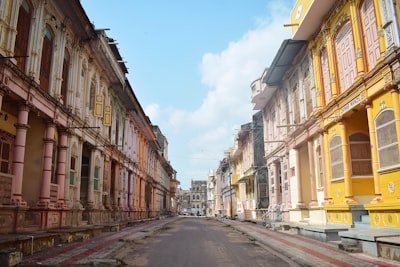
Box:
[145,2,294,187]
[144,103,160,121]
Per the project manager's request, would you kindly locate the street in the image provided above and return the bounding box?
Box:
[22,217,293,267]
[21,217,399,267]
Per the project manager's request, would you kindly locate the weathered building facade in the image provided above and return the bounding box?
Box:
[0,0,177,234]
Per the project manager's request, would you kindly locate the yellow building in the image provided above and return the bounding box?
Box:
[290,0,400,229]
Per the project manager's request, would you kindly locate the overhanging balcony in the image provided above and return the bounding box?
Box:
[291,0,337,40]
[251,72,277,110]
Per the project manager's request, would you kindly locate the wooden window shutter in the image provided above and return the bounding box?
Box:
[103,105,112,126]
[94,94,104,117]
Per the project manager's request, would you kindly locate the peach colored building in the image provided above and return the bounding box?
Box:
[0,0,177,234]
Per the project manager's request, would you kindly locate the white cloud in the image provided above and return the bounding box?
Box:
[144,103,160,121]
[150,3,294,187]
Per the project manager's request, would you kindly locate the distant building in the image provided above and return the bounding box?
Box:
[190,180,207,215]
[178,189,191,214]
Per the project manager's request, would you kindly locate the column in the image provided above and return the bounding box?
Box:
[322,128,333,204]
[364,100,382,202]
[11,106,29,206]
[390,88,400,157]
[104,156,111,209]
[128,172,133,209]
[339,119,357,204]
[87,149,95,208]
[325,31,338,97]
[372,0,386,59]
[38,123,55,207]
[295,149,305,208]
[308,140,318,206]
[311,45,323,110]
[270,162,277,205]
[56,131,68,207]
[113,162,119,209]
[349,0,366,77]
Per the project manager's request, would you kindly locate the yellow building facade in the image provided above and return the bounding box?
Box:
[290,0,400,228]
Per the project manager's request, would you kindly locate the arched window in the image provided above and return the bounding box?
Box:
[320,48,331,104]
[360,0,380,70]
[375,109,399,168]
[40,25,54,92]
[349,133,372,175]
[335,21,357,92]
[330,135,344,180]
[60,48,70,106]
[15,0,32,71]
[89,79,96,111]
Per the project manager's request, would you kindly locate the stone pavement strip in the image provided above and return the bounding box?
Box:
[224,219,400,267]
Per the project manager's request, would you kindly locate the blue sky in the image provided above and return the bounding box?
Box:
[81,0,296,189]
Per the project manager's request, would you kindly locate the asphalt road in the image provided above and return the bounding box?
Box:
[112,217,296,267]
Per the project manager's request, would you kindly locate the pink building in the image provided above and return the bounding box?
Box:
[0,0,177,234]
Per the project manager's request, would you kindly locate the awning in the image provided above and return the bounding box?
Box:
[263,39,308,86]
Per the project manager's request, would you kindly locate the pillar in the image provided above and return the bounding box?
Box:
[104,156,111,209]
[339,119,357,204]
[311,45,323,109]
[325,31,338,97]
[86,149,95,208]
[56,131,68,207]
[349,0,366,77]
[372,0,386,59]
[113,162,119,209]
[38,123,55,207]
[11,106,29,206]
[308,140,318,206]
[390,88,400,157]
[322,128,333,204]
[128,172,133,209]
[294,149,305,208]
[364,100,382,202]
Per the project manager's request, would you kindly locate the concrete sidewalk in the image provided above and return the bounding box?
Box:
[221,218,400,267]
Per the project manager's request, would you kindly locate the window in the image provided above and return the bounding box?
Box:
[349,133,372,175]
[196,195,199,200]
[60,49,70,106]
[320,48,331,103]
[316,145,325,188]
[292,84,300,123]
[89,81,96,111]
[303,68,313,116]
[15,0,32,71]
[40,25,54,92]
[259,184,267,198]
[335,21,357,92]
[360,0,380,70]
[330,135,344,179]
[70,156,76,185]
[376,110,399,168]
[0,135,13,174]
[81,156,89,191]
[94,166,100,190]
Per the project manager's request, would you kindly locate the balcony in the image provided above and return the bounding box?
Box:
[251,74,277,110]
[291,0,337,40]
